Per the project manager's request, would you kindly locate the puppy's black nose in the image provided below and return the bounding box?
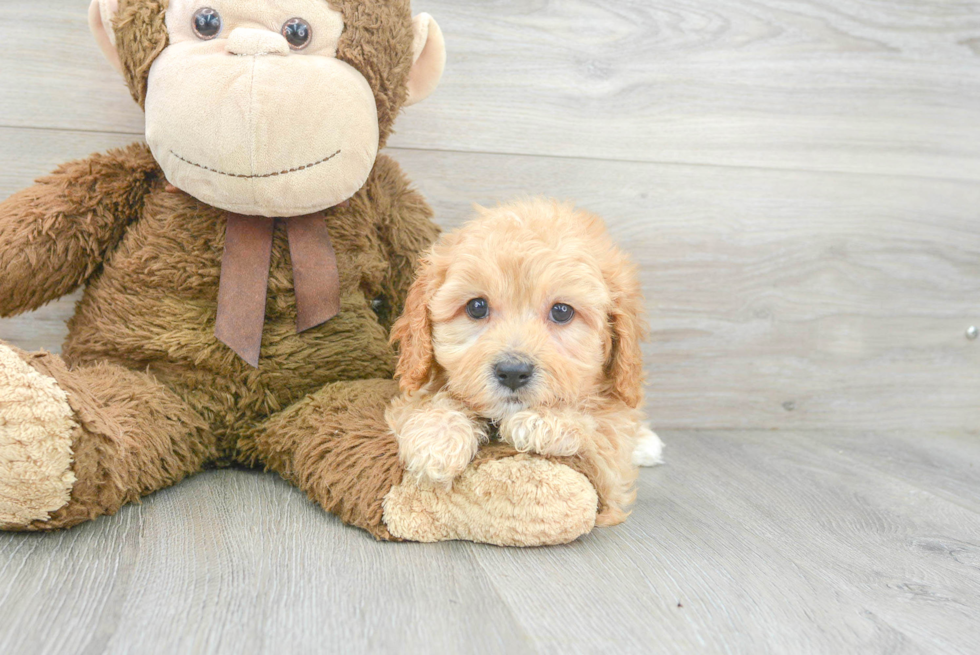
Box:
[494,359,534,391]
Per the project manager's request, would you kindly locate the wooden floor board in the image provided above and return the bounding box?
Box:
[682,431,980,655]
[1,431,978,654]
[2,1,979,652]
[0,471,534,655]
[2,2,980,178]
[465,430,980,654]
[800,430,980,514]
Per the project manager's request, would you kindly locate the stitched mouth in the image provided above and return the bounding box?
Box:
[170,149,341,179]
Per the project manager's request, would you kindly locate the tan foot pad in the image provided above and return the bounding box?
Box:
[0,345,77,528]
[382,455,598,547]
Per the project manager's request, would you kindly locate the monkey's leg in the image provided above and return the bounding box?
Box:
[0,342,213,530]
[240,379,599,546]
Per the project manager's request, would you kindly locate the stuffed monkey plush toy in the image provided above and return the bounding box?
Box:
[0,0,601,546]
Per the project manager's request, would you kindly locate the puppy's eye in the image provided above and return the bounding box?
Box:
[282,18,313,50]
[550,303,575,324]
[465,298,489,320]
[192,8,222,40]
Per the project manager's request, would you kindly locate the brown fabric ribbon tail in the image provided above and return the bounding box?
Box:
[285,213,341,332]
[215,214,276,367]
[215,211,341,368]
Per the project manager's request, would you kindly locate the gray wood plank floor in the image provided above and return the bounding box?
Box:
[1,430,978,655]
[2,1,979,653]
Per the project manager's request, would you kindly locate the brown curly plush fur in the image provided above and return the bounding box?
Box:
[114,0,169,109]
[0,0,604,542]
[0,144,438,535]
[0,145,159,316]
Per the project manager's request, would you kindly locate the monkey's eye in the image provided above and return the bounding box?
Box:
[550,303,575,324]
[191,8,222,40]
[282,18,313,50]
[465,298,489,320]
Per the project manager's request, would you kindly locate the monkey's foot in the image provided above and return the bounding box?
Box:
[0,343,77,529]
[382,454,597,547]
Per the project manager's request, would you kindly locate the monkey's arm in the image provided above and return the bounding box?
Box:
[371,155,441,322]
[0,143,160,317]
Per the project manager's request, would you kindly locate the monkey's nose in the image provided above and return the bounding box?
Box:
[226,28,290,57]
[494,359,535,391]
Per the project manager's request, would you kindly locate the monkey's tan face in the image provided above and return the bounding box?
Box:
[145,0,379,217]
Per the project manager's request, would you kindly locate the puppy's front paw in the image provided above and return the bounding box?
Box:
[394,407,486,488]
[500,410,592,458]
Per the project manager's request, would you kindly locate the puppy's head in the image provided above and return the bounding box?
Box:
[391,199,646,419]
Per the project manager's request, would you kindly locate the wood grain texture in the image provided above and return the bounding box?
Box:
[403,149,980,433]
[1,3,979,652]
[2,127,977,431]
[2,1,980,178]
[471,430,980,654]
[1,430,978,654]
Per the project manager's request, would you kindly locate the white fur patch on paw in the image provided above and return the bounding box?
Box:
[0,344,77,528]
[632,425,664,466]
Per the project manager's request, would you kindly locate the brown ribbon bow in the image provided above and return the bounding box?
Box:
[214,211,341,367]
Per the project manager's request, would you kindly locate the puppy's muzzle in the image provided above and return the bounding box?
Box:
[494,358,535,391]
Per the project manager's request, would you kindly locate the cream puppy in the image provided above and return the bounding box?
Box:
[387,199,662,526]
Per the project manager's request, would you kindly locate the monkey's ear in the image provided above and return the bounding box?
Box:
[405,13,446,107]
[89,0,123,73]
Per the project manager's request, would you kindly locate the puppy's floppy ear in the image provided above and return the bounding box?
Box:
[604,254,647,408]
[391,260,435,392]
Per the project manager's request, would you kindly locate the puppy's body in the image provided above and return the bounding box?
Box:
[388,199,660,525]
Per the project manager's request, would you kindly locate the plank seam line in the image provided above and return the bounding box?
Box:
[3,124,980,185]
[686,430,980,516]
[461,543,541,652]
